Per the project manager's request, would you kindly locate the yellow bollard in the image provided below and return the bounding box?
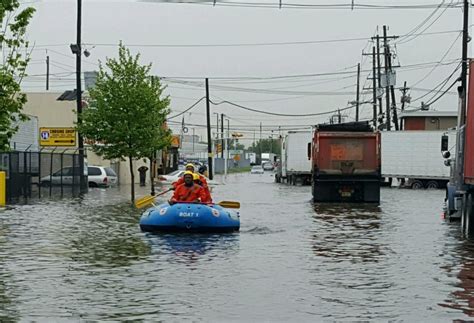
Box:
[0,171,5,207]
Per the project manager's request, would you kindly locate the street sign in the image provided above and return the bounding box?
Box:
[39,127,76,146]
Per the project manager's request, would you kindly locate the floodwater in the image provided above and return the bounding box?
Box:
[1,173,474,321]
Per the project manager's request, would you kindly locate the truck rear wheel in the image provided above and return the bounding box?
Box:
[411,180,424,190]
[425,181,439,189]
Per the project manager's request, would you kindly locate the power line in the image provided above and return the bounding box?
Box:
[167,97,206,119]
[210,98,371,117]
[79,29,461,48]
[141,1,463,10]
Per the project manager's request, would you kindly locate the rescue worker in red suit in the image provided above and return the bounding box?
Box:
[193,173,212,204]
[173,163,212,202]
[169,171,206,204]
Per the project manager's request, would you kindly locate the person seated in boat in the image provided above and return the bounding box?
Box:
[172,163,197,189]
[193,173,213,204]
[169,171,207,205]
[172,163,210,196]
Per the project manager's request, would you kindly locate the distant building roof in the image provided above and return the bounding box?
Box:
[399,110,457,118]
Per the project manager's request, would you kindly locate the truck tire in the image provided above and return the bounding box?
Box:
[411,180,424,190]
[425,181,439,189]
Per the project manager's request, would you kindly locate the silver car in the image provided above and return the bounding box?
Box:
[40,165,117,188]
[87,166,118,187]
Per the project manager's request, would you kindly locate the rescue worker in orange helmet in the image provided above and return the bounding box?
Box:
[172,163,196,189]
[169,171,206,204]
[193,173,212,204]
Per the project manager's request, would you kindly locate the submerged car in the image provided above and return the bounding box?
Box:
[40,165,117,187]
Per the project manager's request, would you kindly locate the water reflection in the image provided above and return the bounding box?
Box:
[67,202,151,268]
[440,235,474,316]
[0,221,19,323]
[310,203,386,263]
[143,233,240,265]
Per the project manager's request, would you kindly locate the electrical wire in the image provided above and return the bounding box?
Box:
[167,97,206,119]
[141,1,463,10]
[210,98,371,117]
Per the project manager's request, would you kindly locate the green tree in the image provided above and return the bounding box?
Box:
[0,1,35,150]
[78,44,171,202]
[248,138,281,156]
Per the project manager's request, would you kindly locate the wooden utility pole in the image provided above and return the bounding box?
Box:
[76,0,86,193]
[372,46,377,128]
[220,113,224,158]
[383,25,391,131]
[356,63,360,122]
[205,78,213,180]
[376,34,383,117]
[400,81,409,130]
[387,50,399,130]
[46,55,50,91]
[460,0,469,125]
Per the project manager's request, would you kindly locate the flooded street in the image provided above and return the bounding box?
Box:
[1,173,474,321]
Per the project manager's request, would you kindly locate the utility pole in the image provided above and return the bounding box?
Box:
[376,34,383,117]
[356,63,360,122]
[220,113,224,158]
[383,25,391,131]
[400,81,409,130]
[259,122,262,162]
[387,49,399,130]
[372,46,377,128]
[205,78,213,180]
[454,0,470,192]
[460,0,469,126]
[46,55,50,91]
[75,0,86,194]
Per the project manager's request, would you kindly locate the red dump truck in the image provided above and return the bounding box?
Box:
[309,122,381,203]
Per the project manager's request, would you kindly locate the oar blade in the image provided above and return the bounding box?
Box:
[134,195,156,209]
[218,201,240,209]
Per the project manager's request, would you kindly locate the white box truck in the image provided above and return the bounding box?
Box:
[276,130,312,185]
[381,130,456,189]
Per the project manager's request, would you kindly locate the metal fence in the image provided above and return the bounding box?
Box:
[0,149,84,202]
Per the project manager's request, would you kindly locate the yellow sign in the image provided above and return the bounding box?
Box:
[40,127,76,146]
[171,135,180,148]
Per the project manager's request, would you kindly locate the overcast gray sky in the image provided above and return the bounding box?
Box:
[20,0,469,141]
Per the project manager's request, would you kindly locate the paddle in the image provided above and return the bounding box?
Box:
[217,201,240,209]
[134,188,173,209]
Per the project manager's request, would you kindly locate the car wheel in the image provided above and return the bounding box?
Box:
[89,182,98,188]
[41,181,51,187]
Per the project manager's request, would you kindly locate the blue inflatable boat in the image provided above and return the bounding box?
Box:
[139,202,240,233]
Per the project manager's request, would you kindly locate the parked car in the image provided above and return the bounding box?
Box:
[158,170,185,183]
[250,165,264,174]
[40,165,117,188]
[262,162,274,171]
[158,169,219,188]
[87,165,118,187]
[40,166,83,186]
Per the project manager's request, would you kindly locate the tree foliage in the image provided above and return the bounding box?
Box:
[78,44,171,201]
[0,1,35,150]
[248,138,281,156]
